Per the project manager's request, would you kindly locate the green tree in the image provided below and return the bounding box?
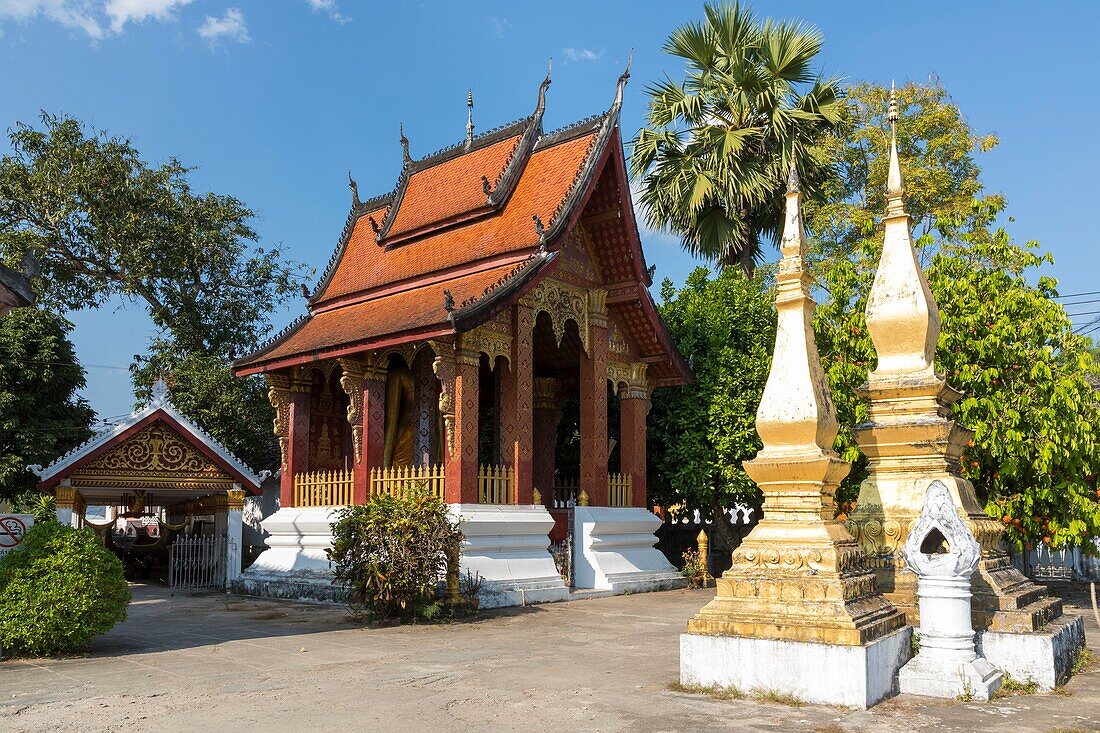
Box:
[648,267,775,542]
[812,82,1100,549]
[0,113,309,471]
[630,1,842,277]
[0,308,94,506]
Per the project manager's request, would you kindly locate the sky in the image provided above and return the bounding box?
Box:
[2,0,1098,424]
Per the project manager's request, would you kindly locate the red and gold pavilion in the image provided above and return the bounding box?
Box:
[233,63,690,604]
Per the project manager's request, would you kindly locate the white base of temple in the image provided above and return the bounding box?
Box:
[679,627,912,709]
[977,614,1086,690]
[573,506,684,592]
[450,504,570,609]
[232,506,344,603]
[898,651,1002,701]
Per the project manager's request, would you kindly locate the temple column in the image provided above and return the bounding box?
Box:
[501,304,534,504]
[618,364,649,509]
[532,377,561,508]
[438,345,480,504]
[267,371,311,509]
[225,487,245,586]
[339,357,386,505]
[412,353,437,466]
[579,290,609,506]
[283,372,312,508]
[55,483,79,527]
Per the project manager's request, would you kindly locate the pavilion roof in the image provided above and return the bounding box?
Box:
[235,66,690,387]
[31,381,262,494]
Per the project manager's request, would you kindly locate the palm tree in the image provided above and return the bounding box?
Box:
[630,2,842,278]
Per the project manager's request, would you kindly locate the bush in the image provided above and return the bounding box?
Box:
[0,522,130,655]
[328,491,462,621]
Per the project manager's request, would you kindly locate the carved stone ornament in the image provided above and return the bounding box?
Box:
[430,340,457,457]
[903,480,981,579]
[524,278,590,353]
[265,373,292,471]
[608,361,648,399]
[463,319,512,368]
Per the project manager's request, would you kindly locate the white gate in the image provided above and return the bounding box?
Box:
[169,535,232,591]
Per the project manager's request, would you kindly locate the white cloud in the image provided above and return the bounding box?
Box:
[306,0,348,23]
[0,0,190,39]
[104,0,191,34]
[563,47,603,63]
[0,0,106,39]
[197,7,248,46]
[487,15,509,38]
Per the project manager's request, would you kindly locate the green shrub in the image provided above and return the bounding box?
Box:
[328,491,462,621]
[0,522,130,655]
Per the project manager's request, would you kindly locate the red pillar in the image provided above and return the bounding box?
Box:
[579,298,609,506]
[505,304,534,504]
[620,390,649,508]
[281,376,312,508]
[532,377,561,508]
[355,373,386,504]
[446,347,480,504]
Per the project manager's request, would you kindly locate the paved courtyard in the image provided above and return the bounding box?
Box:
[1,584,1097,732]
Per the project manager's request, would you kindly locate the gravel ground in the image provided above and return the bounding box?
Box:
[1,583,1096,732]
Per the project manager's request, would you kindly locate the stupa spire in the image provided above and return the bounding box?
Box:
[864,83,940,381]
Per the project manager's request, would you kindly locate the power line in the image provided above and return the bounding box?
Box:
[1060,298,1100,307]
[1055,290,1100,299]
[1066,310,1100,318]
[15,360,130,371]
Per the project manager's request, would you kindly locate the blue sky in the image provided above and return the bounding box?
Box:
[2,0,1098,423]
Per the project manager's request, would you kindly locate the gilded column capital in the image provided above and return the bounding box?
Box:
[55,486,76,508]
[226,488,246,509]
[588,288,608,327]
[532,377,560,411]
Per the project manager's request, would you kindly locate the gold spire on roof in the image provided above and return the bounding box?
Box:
[465,89,475,150]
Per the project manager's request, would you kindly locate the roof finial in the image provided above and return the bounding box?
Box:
[613,49,633,109]
[151,378,170,406]
[886,81,905,216]
[534,58,553,120]
[443,289,455,312]
[400,123,411,165]
[348,169,360,207]
[465,89,475,150]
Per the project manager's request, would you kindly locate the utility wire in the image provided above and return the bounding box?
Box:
[1055,290,1100,299]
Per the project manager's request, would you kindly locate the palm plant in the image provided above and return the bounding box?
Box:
[630,2,842,277]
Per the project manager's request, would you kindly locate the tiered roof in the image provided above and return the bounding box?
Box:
[235,64,689,387]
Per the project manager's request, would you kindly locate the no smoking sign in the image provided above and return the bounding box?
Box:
[0,515,33,557]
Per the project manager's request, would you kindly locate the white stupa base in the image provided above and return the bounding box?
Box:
[899,651,1002,701]
[977,614,1085,690]
[573,506,685,592]
[450,504,570,609]
[680,626,912,709]
[232,506,345,603]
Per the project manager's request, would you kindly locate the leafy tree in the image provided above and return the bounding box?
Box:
[0,308,94,506]
[0,113,308,471]
[630,1,842,277]
[648,266,775,543]
[812,82,1100,549]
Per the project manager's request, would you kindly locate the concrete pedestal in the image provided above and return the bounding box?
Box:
[898,647,1001,701]
[977,614,1086,690]
[573,506,684,592]
[680,626,912,709]
[450,504,570,608]
[232,506,345,603]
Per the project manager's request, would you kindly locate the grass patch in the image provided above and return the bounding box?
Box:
[667,681,744,700]
[752,688,805,706]
[993,673,1039,698]
[1070,647,1093,676]
[814,725,845,733]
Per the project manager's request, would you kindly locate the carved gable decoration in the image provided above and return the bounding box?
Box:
[71,421,236,491]
[555,231,602,286]
[524,278,590,353]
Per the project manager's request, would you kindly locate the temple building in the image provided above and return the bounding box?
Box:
[232,63,690,605]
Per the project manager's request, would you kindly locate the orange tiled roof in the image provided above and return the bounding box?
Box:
[385,134,521,239]
[245,262,527,366]
[315,129,596,305]
[236,67,690,386]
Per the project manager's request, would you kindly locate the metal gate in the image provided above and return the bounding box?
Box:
[168,535,231,591]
